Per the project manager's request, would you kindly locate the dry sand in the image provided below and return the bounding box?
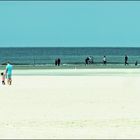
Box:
[0,69,140,138]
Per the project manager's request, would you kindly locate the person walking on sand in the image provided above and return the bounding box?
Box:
[1,72,6,85]
[6,62,13,85]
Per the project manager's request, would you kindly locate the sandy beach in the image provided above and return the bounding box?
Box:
[1,69,140,138]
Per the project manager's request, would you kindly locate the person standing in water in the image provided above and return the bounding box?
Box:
[103,56,107,65]
[135,61,138,66]
[57,58,61,66]
[125,55,128,65]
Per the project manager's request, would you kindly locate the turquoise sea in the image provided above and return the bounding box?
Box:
[0,47,140,69]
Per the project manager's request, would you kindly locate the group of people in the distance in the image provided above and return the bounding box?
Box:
[85,55,107,65]
[54,55,138,66]
[85,55,138,66]
[55,58,61,66]
[85,56,94,65]
[1,62,13,86]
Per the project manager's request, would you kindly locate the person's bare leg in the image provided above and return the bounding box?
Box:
[9,78,12,85]
[7,79,9,85]
[7,79,11,85]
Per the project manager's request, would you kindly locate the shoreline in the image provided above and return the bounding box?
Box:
[0,64,140,70]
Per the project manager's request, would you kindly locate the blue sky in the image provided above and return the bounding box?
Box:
[0,1,140,47]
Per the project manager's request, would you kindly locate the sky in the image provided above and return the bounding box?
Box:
[0,1,140,47]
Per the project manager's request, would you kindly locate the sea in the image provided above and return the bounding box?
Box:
[0,47,140,68]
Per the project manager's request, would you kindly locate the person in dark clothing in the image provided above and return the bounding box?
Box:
[125,55,128,65]
[57,58,61,66]
[85,57,89,65]
[135,61,138,66]
[55,59,58,66]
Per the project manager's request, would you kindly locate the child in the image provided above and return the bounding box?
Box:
[1,72,5,85]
